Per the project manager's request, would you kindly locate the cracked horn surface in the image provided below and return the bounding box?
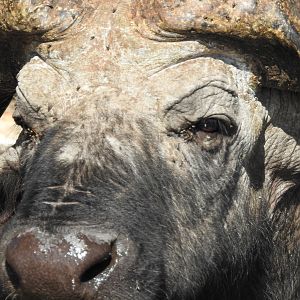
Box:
[0,0,98,39]
[134,0,300,50]
[133,0,300,91]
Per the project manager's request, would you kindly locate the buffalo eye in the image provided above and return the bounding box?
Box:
[179,117,234,151]
[13,114,38,139]
[198,118,220,133]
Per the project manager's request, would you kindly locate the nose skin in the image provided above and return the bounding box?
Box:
[5,231,117,300]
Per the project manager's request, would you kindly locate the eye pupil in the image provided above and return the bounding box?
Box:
[178,117,233,143]
[200,118,219,133]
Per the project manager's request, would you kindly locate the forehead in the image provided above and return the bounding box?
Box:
[14,11,253,119]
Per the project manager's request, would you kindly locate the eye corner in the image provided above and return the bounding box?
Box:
[13,114,41,141]
[12,114,25,128]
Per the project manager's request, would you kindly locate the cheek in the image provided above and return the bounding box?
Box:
[159,135,233,175]
[193,131,223,151]
[159,138,187,168]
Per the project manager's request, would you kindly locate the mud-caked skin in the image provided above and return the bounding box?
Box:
[0,0,299,299]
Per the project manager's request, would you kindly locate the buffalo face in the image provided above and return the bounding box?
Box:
[0,0,299,299]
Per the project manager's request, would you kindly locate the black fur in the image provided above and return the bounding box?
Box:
[0,114,298,299]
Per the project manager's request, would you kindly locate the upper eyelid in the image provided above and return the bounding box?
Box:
[187,117,234,131]
[163,82,239,131]
[163,81,238,116]
[203,114,237,128]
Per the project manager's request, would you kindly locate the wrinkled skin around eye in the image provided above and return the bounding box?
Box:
[178,118,235,151]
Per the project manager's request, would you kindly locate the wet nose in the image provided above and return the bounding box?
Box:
[5,231,117,300]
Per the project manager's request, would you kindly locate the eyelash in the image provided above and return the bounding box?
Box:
[179,118,234,142]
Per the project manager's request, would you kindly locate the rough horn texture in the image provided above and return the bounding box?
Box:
[133,0,300,47]
[133,0,300,91]
[0,0,96,38]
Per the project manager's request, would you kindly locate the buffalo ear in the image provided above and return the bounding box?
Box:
[264,123,300,214]
[262,93,300,255]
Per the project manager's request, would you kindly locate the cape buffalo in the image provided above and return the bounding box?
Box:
[0,0,299,299]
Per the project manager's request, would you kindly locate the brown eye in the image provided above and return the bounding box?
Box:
[197,118,220,133]
[179,117,234,151]
[13,114,39,139]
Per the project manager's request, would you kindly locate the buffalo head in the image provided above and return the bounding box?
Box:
[0,0,299,299]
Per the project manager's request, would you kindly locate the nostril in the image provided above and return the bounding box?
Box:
[5,260,20,289]
[80,252,112,282]
[4,231,121,297]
